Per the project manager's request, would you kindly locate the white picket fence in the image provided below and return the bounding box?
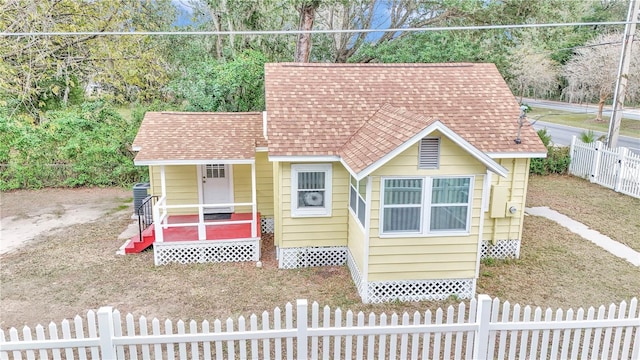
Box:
[569,136,640,198]
[2,296,639,360]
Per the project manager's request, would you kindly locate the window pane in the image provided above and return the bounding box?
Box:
[298,190,325,208]
[384,179,423,205]
[430,206,468,230]
[298,171,325,190]
[358,179,367,198]
[432,178,470,204]
[350,185,357,212]
[383,207,421,232]
[358,196,366,225]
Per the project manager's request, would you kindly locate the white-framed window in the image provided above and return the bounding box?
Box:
[349,175,367,227]
[381,176,473,235]
[291,164,332,217]
[206,164,225,178]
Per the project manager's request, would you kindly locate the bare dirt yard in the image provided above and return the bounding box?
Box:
[1,176,639,330]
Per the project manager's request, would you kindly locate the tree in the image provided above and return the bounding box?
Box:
[562,32,640,121]
[0,0,175,120]
[507,35,560,101]
[188,0,297,61]
[168,49,268,112]
[313,0,474,63]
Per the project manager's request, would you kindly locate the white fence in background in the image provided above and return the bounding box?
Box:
[1,296,638,360]
[569,136,640,199]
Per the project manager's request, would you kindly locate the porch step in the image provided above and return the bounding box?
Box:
[124,225,156,254]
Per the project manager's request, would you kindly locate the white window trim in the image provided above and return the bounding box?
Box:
[291,163,333,217]
[379,175,474,237]
[349,175,367,230]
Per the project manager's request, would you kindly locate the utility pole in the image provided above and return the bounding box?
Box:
[607,0,640,148]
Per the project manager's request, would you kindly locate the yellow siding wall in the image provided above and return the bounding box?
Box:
[149,165,199,215]
[256,152,274,217]
[368,133,486,281]
[230,157,274,215]
[232,164,252,213]
[278,162,349,248]
[273,161,283,247]
[347,213,366,273]
[483,158,530,243]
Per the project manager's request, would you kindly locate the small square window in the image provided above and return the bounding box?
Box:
[291,164,332,217]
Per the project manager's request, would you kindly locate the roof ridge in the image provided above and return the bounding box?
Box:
[273,62,479,68]
[338,103,397,154]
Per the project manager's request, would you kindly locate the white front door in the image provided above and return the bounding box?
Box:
[202,164,233,213]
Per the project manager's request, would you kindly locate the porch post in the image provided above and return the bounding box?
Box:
[157,165,167,242]
[198,204,206,240]
[196,165,206,240]
[251,160,257,238]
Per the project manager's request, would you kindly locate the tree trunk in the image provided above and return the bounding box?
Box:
[597,95,606,121]
[294,2,317,62]
[209,9,223,59]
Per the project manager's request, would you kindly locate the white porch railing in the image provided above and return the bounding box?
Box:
[152,197,258,242]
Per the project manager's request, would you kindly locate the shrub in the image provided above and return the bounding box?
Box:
[0,102,147,190]
[530,129,571,175]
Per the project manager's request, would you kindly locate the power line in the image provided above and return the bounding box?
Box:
[0,20,634,37]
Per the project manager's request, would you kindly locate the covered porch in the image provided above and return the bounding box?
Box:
[130,111,266,265]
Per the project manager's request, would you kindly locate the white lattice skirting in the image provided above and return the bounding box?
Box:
[346,249,365,297]
[481,239,521,259]
[260,217,274,234]
[366,279,476,303]
[154,239,260,266]
[278,246,348,269]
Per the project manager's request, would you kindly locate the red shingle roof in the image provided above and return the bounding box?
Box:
[133,112,265,164]
[265,63,546,157]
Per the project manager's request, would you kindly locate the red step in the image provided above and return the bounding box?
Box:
[124,225,155,254]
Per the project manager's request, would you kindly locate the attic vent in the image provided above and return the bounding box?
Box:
[419,137,440,169]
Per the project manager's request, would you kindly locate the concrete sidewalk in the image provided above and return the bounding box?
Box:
[525,207,640,266]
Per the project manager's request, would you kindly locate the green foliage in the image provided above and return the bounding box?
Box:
[530,146,570,175]
[536,128,552,147]
[481,257,497,266]
[530,128,570,175]
[579,130,597,143]
[0,102,147,190]
[169,49,268,112]
[0,0,175,118]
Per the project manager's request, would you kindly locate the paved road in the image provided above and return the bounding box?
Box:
[522,98,640,121]
[532,121,640,154]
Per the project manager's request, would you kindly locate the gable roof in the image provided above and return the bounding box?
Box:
[132,112,265,165]
[339,104,508,179]
[265,63,547,160]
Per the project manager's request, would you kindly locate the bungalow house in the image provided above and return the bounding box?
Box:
[129,63,547,303]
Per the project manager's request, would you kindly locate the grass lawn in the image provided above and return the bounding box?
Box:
[525,174,640,252]
[527,108,640,138]
[1,176,639,329]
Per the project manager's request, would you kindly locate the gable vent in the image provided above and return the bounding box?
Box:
[419,137,440,169]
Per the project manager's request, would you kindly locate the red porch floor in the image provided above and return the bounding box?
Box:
[125,213,260,253]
